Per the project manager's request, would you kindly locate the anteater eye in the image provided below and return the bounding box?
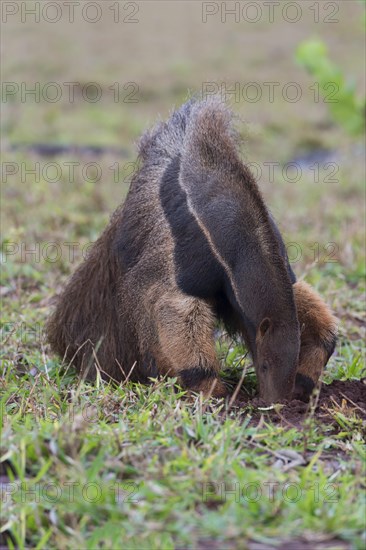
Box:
[261,363,269,372]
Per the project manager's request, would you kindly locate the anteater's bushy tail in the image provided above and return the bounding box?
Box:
[137,95,240,166]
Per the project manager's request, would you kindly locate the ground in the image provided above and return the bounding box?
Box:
[1,2,365,549]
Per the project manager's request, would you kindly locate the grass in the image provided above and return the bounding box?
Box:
[1,362,365,549]
[1,1,366,548]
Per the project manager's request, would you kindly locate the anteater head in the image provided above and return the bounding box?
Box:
[255,316,300,404]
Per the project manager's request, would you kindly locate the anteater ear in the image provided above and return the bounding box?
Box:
[257,317,272,340]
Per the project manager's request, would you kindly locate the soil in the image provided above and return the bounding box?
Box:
[232,379,366,428]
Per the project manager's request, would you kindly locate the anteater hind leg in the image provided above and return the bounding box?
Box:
[293,281,338,401]
[153,292,228,398]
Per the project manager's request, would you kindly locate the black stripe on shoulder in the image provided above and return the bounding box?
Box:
[159,155,224,299]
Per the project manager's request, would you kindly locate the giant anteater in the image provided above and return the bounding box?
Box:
[47,97,337,403]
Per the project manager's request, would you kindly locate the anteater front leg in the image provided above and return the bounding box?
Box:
[154,292,228,398]
[293,281,338,401]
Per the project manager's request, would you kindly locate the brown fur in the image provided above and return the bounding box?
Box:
[293,281,338,400]
[47,97,337,403]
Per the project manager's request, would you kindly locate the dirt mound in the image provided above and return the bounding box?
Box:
[235,379,366,427]
[280,379,365,425]
[318,379,365,410]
